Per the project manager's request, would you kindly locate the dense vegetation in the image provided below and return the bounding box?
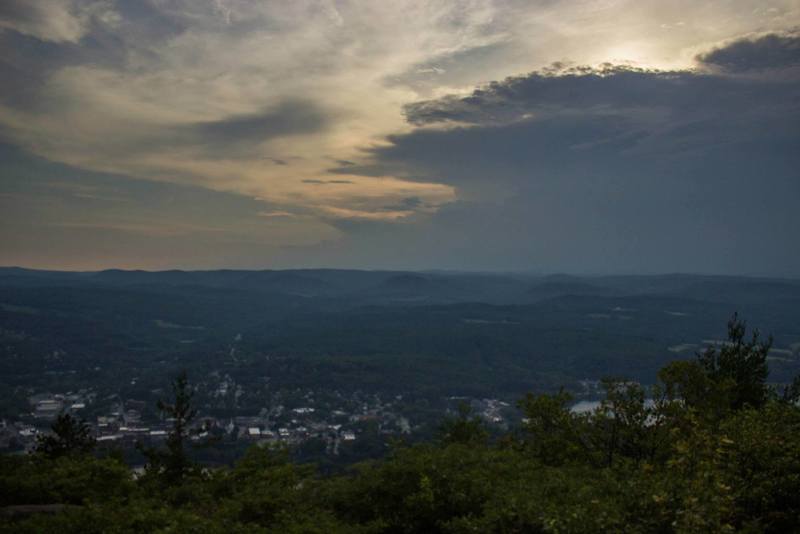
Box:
[2,315,799,533]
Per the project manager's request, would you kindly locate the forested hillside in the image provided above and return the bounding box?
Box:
[3,269,799,408]
[2,315,798,533]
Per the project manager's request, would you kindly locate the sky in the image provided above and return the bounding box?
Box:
[0,0,799,274]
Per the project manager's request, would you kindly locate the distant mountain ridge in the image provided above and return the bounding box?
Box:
[2,267,799,306]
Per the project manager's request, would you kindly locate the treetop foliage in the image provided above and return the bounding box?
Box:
[138,370,201,487]
[33,413,95,459]
[696,313,771,410]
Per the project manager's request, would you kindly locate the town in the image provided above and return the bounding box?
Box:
[0,374,523,464]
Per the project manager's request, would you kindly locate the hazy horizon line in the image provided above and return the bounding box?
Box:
[2,265,799,281]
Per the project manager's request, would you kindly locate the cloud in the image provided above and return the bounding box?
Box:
[2,3,800,271]
[0,0,85,43]
[184,99,329,156]
[396,35,800,175]
[319,206,413,221]
[257,210,296,218]
[0,142,343,269]
[382,196,423,211]
[3,1,501,222]
[697,30,800,72]
[302,179,354,185]
[0,0,117,43]
[385,41,514,95]
[401,58,795,130]
[343,33,800,274]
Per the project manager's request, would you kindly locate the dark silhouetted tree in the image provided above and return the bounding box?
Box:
[782,375,800,405]
[596,378,650,466]
[140,371,197,485]
[35,413,95,458]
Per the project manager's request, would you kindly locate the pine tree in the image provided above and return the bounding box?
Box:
[140,371,197,485]
[35,412,95,458]
[697,313,771,410]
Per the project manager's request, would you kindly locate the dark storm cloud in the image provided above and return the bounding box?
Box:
[395,33,800,183]
[402,63,790,129]
[348,33,800,275]
[697,31,800,72]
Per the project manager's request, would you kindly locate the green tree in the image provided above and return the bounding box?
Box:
[6,314,800,533]
[34,413,95,459]
[721,402,800,532]
[518,388,588,465]
[781,374,800,404]
[657,359,732,422]
[140,371,197,486]
[436,402,488,446]
[697,313,771,410]
[595,378,651,467]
